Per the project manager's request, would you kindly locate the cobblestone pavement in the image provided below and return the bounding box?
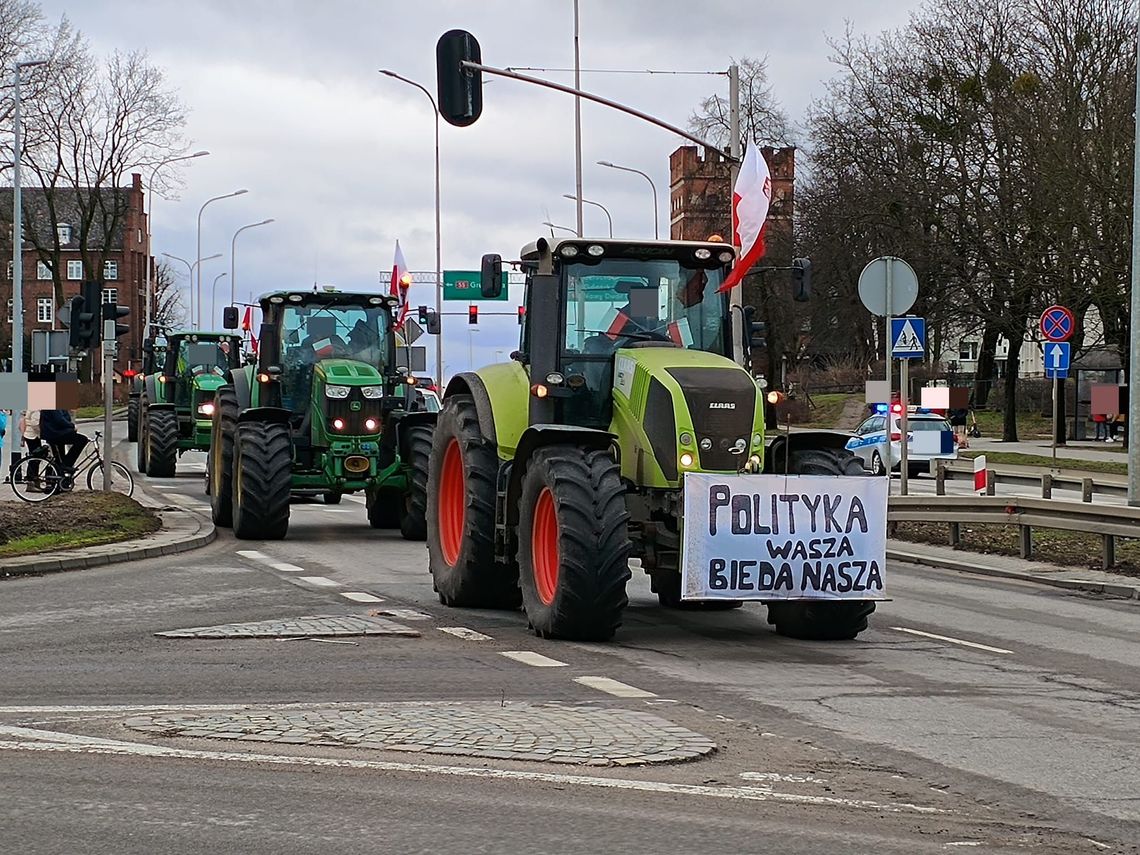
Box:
[155,615,420,639]
[122,702,718,766]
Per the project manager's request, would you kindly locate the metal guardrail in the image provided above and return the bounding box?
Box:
[888,495,1140,570]
[935,460,1126,501]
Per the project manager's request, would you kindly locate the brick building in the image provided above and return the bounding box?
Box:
[0,173,148,376]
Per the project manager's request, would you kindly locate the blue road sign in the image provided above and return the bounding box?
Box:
[1044,341,1070,379]
[890,316,925,359]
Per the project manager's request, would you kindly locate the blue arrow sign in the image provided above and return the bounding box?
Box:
[1044,341,1070,379]
[890,316,925,359]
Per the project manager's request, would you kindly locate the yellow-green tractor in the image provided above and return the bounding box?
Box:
[423,238,873,641]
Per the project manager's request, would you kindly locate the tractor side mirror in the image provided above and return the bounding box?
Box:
[222,306,240,330]
[481,254,503,299]
[425,309,441,335]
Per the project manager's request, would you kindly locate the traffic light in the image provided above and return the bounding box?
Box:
[436,29,483,127]
[791,257,812,302]
[417,305,430,325]
[517,306,526,325]
[69,285,101,350]
[103,298,130,339]
[749,320,767,349]
[468,305,478,325]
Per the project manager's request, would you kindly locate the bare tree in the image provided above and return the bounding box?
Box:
[689,56,795,150]
[152,259,186,328]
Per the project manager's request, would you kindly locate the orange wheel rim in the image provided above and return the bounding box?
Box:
[439,439,465,566]
[532,487,559,605]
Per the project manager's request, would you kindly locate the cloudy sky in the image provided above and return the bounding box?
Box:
[39,0,915,378]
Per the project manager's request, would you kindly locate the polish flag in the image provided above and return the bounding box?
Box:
[718,142,772,293]
[390,240,412,327]
[241,306,259,354]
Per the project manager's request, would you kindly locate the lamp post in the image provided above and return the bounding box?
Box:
[210,272,228,329]
[562,193,612,237]
[597,160,658,239]
[10,58,47,374]
[196,189,247,328]
[542,221,577,235]
[378,69,444,385]
[163,252,221,327]
[145,150,209,336]
[230,219,274,310]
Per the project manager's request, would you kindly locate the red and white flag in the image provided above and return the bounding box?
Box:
[241,306,259,355]
[718,142,772,293]
[390,240,412,327]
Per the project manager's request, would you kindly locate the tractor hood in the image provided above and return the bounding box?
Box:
[192,373,227,393]
[315,359,385,386]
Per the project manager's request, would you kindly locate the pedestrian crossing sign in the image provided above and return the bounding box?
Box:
[890,316,925,359]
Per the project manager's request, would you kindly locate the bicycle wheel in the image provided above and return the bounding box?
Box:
[9,456,63,503]
[86,461,135,498]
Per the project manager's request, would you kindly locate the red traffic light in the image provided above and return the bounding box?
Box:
[517,306,526,325]
[468,305,478,325]
[122,369,138,379]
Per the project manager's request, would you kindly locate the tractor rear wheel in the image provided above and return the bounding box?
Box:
[144,408,179,478]
[209,386,238,527]
[766,446,876,640]
[427,395,520,608]
[127,396,139,443]
[517,446,632,641]
[399,425,432,541]
[232,421,292,540]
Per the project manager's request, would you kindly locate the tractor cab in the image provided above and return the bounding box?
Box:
[162,332,242,410]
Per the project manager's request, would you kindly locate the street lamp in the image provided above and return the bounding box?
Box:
[210,272,228,329]
[162,252,221,327]
[10,58,47,375]
[562,194,612,237]
[197,189,247,328]
[598,160,659,239]
[145,150,209,336]
[378,69,444,385]
[230,219,274,311]
[542,221,577,236]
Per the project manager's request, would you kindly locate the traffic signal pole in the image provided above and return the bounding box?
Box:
[102,319,114,491]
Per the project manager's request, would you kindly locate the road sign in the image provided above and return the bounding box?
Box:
[1044,341,1070,379]
[443,270,509,301]
[401,318,424,345]
[1039,305,1074,342]
[395,346,427,373]
[890,316,925,358]
[857,256,919,317]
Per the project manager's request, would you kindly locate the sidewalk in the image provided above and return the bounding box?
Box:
[968,436,1127,465]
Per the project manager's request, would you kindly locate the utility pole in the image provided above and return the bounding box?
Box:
[572,0,584,237]
[1129,20,1140,505]
[11,59,47,376]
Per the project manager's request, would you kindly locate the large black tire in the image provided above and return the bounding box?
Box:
[766,446,876,640]
[135,400,148,473]
[210,386,238,527]
[367,488,401,529]
[127,396,139,443]
[144,408,179,478]
[232,421,293,540]
[399,425,432,541]
[516,446,632,641]
[427,395,520,608]
[323,492,343,505]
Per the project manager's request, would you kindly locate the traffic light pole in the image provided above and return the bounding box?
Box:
[102,320,114,491]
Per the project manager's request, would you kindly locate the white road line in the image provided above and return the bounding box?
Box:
[235,550,275,566]
[270,563,306,573]
[298,576,339,588]
[574,676,657,699]
[341,592,384,603]
[499,651,568,668]
[890,627,1014,655]
[438,627,493,642]
[0,729,944,814]
[149,485,189,492]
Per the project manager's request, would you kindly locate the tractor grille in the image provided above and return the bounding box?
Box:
[322,388,383,435]
[666,367,757,471]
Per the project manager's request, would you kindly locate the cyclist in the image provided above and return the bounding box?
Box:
[41,409,89,473]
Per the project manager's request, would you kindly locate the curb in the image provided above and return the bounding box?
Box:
[888,544,1140,601]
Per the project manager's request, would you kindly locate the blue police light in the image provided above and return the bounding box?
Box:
[873,404,888,414]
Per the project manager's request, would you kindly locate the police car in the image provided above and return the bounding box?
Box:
[845,404,958,477]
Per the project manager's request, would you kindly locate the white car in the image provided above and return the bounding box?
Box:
[845,407,957,478]
[418,390,442,412]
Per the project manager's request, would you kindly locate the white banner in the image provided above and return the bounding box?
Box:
[681,474,888,601]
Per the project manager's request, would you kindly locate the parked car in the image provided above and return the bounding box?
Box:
[845,406,957,478]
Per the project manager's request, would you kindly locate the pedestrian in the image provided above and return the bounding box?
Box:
[19,409,43,491]
[949,406,968,447]
[1104,411,1118,442]
[1092,412,1107,441]
[1112,412,1126,442]
[40,408,89,473]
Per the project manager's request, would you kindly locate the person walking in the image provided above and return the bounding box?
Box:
[0,409,8,483]
[1092,411,1107,441]
[19,409,43,491]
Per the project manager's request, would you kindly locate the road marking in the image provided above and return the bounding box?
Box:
[299,576,339,588]
[235,550,275,566]
[499,651,568,668]
[373,608,431,621]
[890,627,1013,655]
[341,592,384,603]
[0,727,944,813]
[438,627,493,642]
[574,676,656,698]
[270,563,306,573]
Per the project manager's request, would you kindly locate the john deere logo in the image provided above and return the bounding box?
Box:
[350,401,362,411]
[709,402,736,410]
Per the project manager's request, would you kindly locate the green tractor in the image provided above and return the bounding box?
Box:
[425,237,875,642]
[208,289,437,541]
[128,332,168,444]
[136,331,242,478]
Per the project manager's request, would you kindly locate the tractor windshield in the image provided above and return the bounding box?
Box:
[281,303,391,370]
[175,339,238,377]
[562,258,728,357]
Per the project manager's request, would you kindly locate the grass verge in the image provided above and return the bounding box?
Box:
[959,450,1126,476]
[0,492,160,558]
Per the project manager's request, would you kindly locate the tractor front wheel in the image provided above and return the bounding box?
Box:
[427,395,519,608]
[399,425,432,541]
[127,396,139,443]
[516,446,632,641]
[144,409,179,478]
[232,421,292,540]
[209,387,239,527]
[135,401,149,473]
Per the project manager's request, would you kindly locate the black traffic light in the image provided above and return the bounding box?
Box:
[791,257,812,303]
[67,295,91,349]
[517,305,526,325]
[436,29,483,127]
[69,282,104,350]
[468,305,478,325]
[750,320,768,349]
[425,310,441,335]
[103,298,130,339]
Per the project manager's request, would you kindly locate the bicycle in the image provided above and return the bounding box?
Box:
[7,430,135,503]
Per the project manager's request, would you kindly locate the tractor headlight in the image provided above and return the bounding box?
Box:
[325,385,350,399]
[679,452,695,468]
[694,248,712,260]
[679,432,693,446]
[560,244,579,258]
[197,402,216,417]
[586,244,605,257]
[718,251,735,264]
[364,417,379,432]
[361,386,383,399]
[331,418,346,431]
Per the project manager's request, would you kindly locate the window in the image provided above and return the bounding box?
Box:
[957,340,978,361]
[103,260,119,280]
[102,288,118,305]
[37,298,53,324]
[6,261,11,280]
[36,261,51,280]
[6,299,11,323]
[66,259,83,280]
[56,223,72,244]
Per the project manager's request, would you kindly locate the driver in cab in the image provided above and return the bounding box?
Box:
[605,268,710,345]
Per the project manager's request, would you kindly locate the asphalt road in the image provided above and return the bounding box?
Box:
[1,440,1137,853]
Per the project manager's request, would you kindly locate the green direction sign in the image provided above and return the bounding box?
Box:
[443,270,508,301]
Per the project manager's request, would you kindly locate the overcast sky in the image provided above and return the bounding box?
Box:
[39,0,916,378]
